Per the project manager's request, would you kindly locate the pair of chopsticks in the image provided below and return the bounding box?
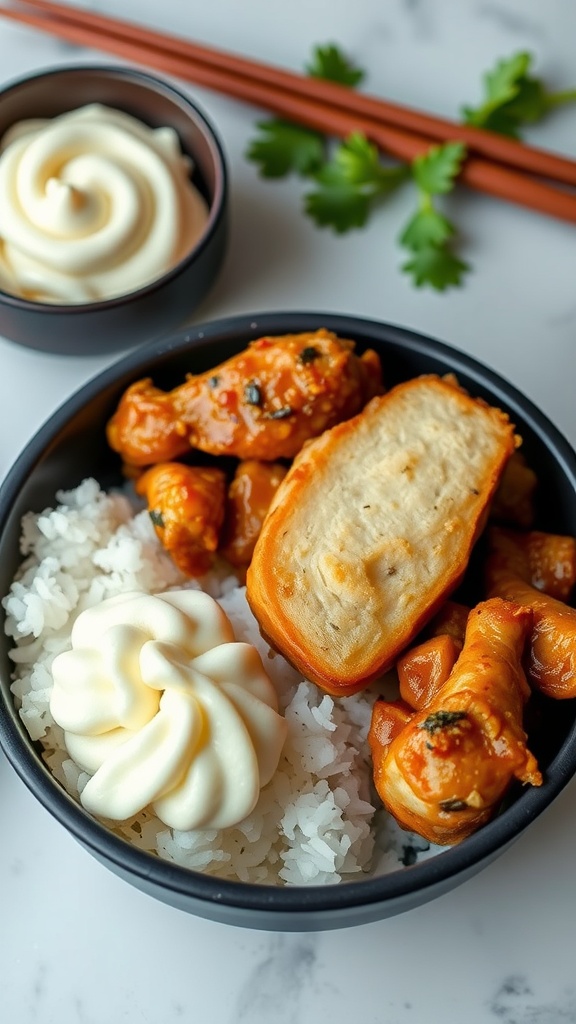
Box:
[2,0,576,224]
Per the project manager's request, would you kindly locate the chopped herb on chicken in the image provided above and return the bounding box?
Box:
[244,382,263,406]
[420,710,468,734]
[299,346,321,364]
[149,509,165,528]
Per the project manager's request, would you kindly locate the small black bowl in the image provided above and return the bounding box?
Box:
[1,311,576,931]
[0,65,228,354]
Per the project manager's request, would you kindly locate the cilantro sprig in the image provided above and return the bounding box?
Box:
[305,44,365,87]
[399,142,469,290]
[304,133,409,233]
[246,45,364,179]
[246,120,325,178]
[462,51,576,138]
[246,44,576,291]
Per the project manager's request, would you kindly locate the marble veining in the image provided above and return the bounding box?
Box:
[548,303,576,328]
[28,962,48,1019]
[476,2,546,38]
[397,0,436,37]
[233,935,318,1023]
[488,976,576,1023]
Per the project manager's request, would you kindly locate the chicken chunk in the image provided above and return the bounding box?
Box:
[397,601,469,709]
[136,462,227,577]
[490,451,538,528]
[107,330,383,467]
[486,526,576,602]
[369,598,541,845]
[486,526,576,698]
[397,634,462,711]
[525,531,576,600]
[220,460,288,568]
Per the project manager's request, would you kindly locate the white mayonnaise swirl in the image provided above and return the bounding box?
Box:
[0,104,209,303]
[50,590,288,830]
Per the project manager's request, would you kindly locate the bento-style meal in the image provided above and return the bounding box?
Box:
[4,328,576,886]
[0,104,208,303]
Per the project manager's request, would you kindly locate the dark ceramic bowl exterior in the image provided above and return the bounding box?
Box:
[0,66,228,354]
[1,311,576,931]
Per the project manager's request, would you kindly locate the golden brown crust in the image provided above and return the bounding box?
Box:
[247,375,517,696]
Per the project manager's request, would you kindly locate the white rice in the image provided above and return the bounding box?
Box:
[2,478,438,885]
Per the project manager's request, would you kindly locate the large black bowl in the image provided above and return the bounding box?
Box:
[1,311,575,930]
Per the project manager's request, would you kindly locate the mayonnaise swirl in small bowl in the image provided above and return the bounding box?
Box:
[0,104,209,303]
[49,590,288,830]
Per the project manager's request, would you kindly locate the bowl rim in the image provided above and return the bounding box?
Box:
[0,63,228,313]
[2,309,576,920]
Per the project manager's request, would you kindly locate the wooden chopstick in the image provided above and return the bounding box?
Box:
[3,0,576,225]
[17,0,576,189]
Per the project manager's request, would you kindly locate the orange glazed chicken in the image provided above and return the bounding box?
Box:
[220,460,288,568]
[106,330,383,467]
[396,601,470,710]
[136,462,227,577]
[489,451,538,528]
[368,598,541,845]
[486,526,576,602]
[486,526,576,699]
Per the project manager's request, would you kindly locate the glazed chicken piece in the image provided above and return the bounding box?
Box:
[136,462,227,577]
[369,598,541,845]
[490,451,538,528]
[486,526,576,602]
[220,459,288,568]
[486,526,576,698]
[397,601,470,710]
[107,330,383,467]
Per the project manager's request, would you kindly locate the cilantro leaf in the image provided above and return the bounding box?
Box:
[493,76,576,129]
[411,142,467,195]
[305,44,365,87]
[468,51,531,119]
[246,43,364,181]
[462,51,576,137]
[402,245,469,291]
[399,208,454,250]
[461,104,522,138]
[304,133,408,233]
[246,119,325,178]
[305,182,373,232]
[322,132,404,188]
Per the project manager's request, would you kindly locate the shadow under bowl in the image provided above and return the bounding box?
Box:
[1,311,575,930]
[0,65,228,355]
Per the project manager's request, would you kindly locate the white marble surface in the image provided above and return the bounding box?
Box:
[1,0,576,1020]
